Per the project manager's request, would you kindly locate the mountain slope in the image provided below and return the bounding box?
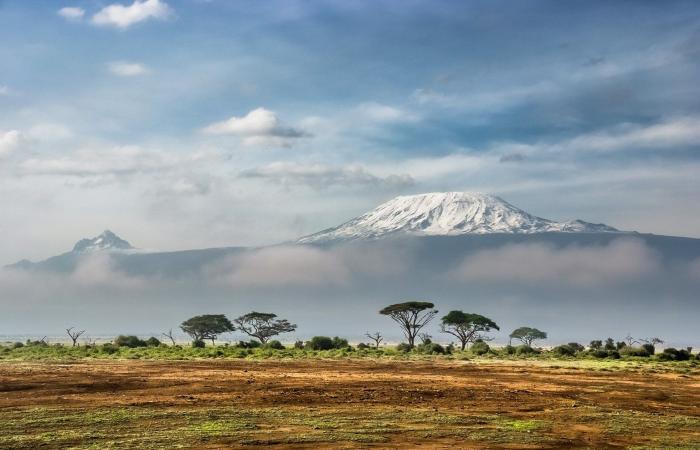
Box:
[298,192,619,243]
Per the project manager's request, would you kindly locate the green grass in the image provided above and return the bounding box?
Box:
[1,342,698,376]
[0,405,559,449]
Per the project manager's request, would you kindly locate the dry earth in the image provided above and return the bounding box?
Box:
[1,359,699,449]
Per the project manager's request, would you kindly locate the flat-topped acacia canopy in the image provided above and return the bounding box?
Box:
[380,301,435,314]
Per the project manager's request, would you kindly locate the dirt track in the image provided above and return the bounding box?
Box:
[1,359,699,448]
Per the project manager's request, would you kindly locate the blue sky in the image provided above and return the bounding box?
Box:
[1,0,700,262]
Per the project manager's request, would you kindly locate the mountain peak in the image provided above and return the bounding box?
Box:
[298,191,619,243]
[72,230,134,253]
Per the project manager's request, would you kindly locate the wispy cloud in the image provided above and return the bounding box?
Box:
[241,162,414,190]
[57,6,85,21]
[107,61,149,77]
[92,0,172,29]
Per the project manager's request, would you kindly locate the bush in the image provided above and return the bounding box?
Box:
[264,340,285,350]
[620,346,650,357]
[396,342,412,352]
[294,340,304,349]
[553,344,576,357]
[12,342,24,349]
[504,345,516,355]
[641,343,656,355]
[237,340,261,349]
[470,341,490,355]
[101,343,119,354]
[657,348,691,361]
[567,342,585,352]
[332,336,349,349]
[307,336,334,350]
[357,342,370,350]
[191,339,206,348]
[515,345,538,355]
[146,337,161,347]
[114,335,148,348]
[416,342,445,354]
[591,348,608,358]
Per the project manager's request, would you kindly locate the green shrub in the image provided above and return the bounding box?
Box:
[657,348,691,361]
[294,340,304,349]
[237,340,261,349]
[307,336,334,350]
[553,344,576,357]
[191,339,206,348]
[641,343,656,355]
[12,342,24,349]
[114,335,148,348]
[146,337,161,347]
[264,340,284,350]
[416,342,445,354]
[332,336,349,349]
[608,350,621,359]
[620,346,650,357]
[470,341,490,355]
[396,342,412,352]
[590,349,609,358]
[567,342,585,352]
[515,345,538,355]
[504,345,516,355]
[357,343,370,350]
[101,343,119,354]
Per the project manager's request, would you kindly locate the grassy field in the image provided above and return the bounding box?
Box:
[0,345,699,449]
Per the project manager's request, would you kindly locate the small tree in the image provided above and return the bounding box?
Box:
[180,314,234,346]
[66,327,85,347]
[162,329,176,346]
[440,311,500,351]
[509,327,547,348]
[365,331,383,349]
[379,301,438,348]
[418,333,432,345]
[234,312,297,344]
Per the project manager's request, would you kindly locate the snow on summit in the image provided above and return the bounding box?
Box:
[72,230,134,253]
[298,192,619,243]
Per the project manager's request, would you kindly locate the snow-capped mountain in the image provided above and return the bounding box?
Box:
[72,230,134,253]
[298,192,619,243]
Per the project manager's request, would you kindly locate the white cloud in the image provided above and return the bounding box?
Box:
[559,117,700,153]
[27,124,73,141]
[92,0,172,29]
[450,238,659,287]
[107,61,149,77]
[0,85,9,95]
[208,246,351,287]
[357,102,416,122]
[202,107,308,147]
[19,145,223,177]
[241,162,414,190]
[58,7,85,21]
[0,130,20,158]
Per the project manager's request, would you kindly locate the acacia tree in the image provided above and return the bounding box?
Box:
[379,301,438,348]
[180,314,234,346]
[66,327,85,347]
[234,312,297,344]
[509,327,547,348]
[440,311,499,350]
[365,331,383,348]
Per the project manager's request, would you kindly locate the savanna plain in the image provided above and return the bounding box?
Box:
[1,347,699,449]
